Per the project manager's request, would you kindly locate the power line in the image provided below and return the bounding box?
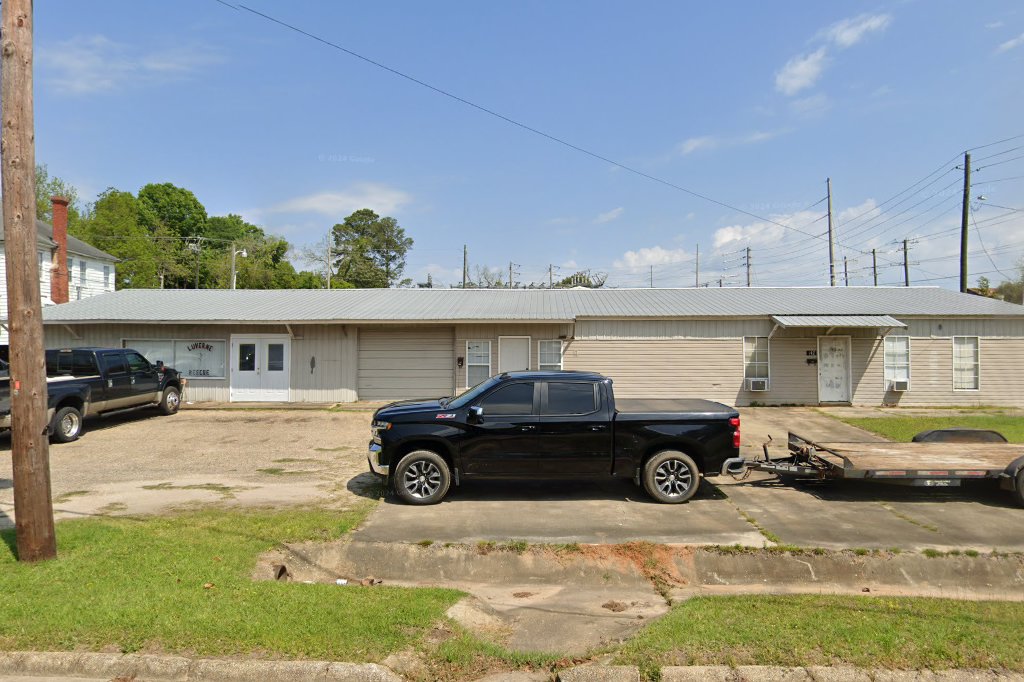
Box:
[975,153,1024,172]
[219,2,870,250]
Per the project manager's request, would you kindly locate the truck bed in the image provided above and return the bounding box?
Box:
[614,398,735,419]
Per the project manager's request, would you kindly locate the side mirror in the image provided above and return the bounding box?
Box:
[467,406,484,424]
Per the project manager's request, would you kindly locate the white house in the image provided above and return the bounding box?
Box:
[1,196,117,344]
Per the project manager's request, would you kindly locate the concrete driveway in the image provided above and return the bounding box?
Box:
[3,406,1022,552]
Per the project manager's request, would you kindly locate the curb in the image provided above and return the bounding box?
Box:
[0,652,400,682]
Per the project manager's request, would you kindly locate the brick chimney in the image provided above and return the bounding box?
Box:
[50,196,70,304]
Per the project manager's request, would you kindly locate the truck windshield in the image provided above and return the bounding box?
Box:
[447,376,501,409]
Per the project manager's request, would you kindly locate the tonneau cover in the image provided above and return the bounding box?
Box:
[615,398,736,417]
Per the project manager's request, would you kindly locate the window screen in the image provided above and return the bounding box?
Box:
[545,382,596,415]
[743,337,769,380]
[538,340,562,371]
[953,337,979,390]
[883,336,910,384]
[480,382,534,415]
[466,340,491,387]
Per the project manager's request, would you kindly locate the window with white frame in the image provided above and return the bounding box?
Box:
[883,336,910,388]
[743,336,769,385]
[103,265,112,290]
[953,336,980,390]
[538,340,562,371]
[466,340,491,387]
[79,259,86,285]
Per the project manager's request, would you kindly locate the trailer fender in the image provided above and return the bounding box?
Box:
[999,455,1024,492]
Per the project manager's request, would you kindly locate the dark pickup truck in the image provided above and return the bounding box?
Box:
[0,347,185,443]
[368,371,740,505]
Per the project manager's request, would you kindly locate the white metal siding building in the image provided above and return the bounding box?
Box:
[39,287,1024,407]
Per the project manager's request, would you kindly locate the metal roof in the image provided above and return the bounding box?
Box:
[771,315,907,328]
[38,286,1024,324]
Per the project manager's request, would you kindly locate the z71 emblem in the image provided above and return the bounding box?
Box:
[435,413,456,419]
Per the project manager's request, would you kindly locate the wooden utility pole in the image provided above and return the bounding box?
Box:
[959,152,971,293]
[548,264,554,288]
[903,239,910,287]
[694,244,699,288]
[826,177,836,286]
[326,235,332,289]
[509,261,513,288]
[843,256,849,286]
[2,0,57,562]
[462,244,467,288]
[650,265,654,288]
[872,249,878,286]
[745,246,752,287]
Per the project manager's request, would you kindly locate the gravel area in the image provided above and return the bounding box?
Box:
[0,408,380,528]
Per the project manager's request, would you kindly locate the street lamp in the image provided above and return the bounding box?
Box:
[230,245,247,290]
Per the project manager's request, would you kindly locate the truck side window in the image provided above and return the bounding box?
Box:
[545,382,598,415]
[45,351,74,376]
[480,382,534,416]
[125,351,151,373]
[101,352,128,375]
[73,351,99,375]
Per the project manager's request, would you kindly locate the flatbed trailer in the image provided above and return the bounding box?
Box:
[722,432,1024,508]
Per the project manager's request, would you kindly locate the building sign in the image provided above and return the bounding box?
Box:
[124,339,227,380]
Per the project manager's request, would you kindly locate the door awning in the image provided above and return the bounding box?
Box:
[770,315,906,328]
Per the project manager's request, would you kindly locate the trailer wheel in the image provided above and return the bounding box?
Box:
[1013,468,1024,509]
[643,450,701,504]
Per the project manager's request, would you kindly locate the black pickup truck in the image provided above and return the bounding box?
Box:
[369,371,740,505]
[0,347,185,443]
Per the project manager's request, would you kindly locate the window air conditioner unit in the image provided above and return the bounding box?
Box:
[747,378,769,392]
[890,380,909,392]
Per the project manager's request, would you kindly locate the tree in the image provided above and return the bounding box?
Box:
[556,270,607,288]
[473,265,506,288]
[138,183,208,238]
[35,164,81,225]
[980,263,1024,305]
[331,208,413,288]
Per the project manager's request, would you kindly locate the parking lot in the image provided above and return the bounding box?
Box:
[2,406,1023,552]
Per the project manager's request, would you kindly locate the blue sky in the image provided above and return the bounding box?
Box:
[34,1,1024,289]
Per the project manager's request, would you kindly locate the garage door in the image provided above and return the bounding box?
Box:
[358,328,454,400]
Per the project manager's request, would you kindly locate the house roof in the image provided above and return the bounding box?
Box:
[39,286,1024,325]
[0,208,117,262]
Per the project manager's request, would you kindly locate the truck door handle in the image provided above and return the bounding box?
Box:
[590,425,607,431]
[520,425,536,431]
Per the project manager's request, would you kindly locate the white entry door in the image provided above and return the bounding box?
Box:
[230,335,291,402]
[498,336,530,373]
[817,336,851,403]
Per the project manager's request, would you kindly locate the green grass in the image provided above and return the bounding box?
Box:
[838,415,1024,443]
[0,506,462,661]
[615,595,1024,677]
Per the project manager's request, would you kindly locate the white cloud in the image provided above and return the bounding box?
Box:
[837,199,879,224]
[713,209,828,250]
[39,35,222,94]
[679,136,719,155]
[774,47,828,96]
[985,21,1005,30]
[265,183,412,217]
[678,129,789,156]
[996,32,1024,53]
[595,207,625,224]
[614,246,691,269]
[821,14,892,49]
[790,93,831,117]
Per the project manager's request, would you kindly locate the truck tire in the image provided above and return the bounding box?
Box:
[158,386,181,415]
[393,450,451,505]
[1013,468,1024,509]
[51,406,84,443]
[643,450,701,504]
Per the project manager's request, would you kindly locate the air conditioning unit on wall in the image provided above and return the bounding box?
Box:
[890,380,910,392]
[747,378,769,392]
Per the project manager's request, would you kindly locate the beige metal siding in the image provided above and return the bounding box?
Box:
[44,323,357,403]
[563,338,743,404]
[576,318,771,339]
[902,318,1024,337]
[763,337,819,405]
[454,324,572,391]
[358,327,454,400]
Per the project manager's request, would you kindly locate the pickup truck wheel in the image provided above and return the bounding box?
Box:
[158,386,181,415]
[643,450,701,504]
[51,406,84,443]
[394,450,451,505]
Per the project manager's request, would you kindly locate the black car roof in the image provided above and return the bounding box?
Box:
[497,370,606,380]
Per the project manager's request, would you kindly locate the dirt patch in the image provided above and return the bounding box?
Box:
[141,482,251,499]
[53,489,93,504]
[576,542,694,599]
[512,591,535,599]
[602,600,628,612]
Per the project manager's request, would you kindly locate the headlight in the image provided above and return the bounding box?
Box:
[372,420,392,431]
